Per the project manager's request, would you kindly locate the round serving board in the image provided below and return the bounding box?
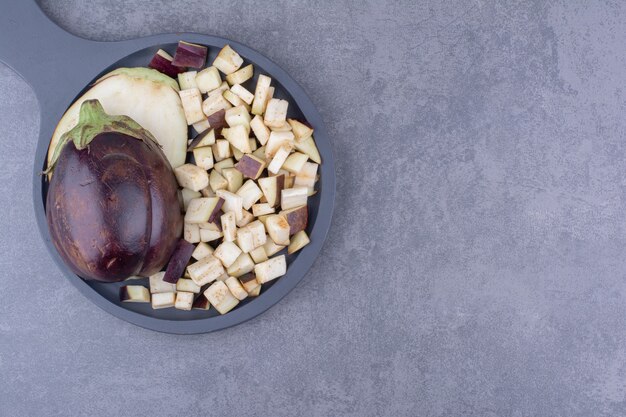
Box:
[0,1,335,334]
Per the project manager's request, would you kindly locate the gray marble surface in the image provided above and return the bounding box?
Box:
[1,1,625,416]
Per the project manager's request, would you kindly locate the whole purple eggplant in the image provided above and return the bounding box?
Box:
[46,100,183,282]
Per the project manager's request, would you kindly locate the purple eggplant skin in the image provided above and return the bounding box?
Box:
[46,132,183,282]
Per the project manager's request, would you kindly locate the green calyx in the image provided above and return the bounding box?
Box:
[44,99,158,174]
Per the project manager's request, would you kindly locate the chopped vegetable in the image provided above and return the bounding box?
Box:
[176,278,201,294]
[213,45,243,75]
[178,71,198,90]
[151,292,176,309]
[204,281,239,314]
[225,276,248,300]
[172,41,208,69]
[226,253,255,277]
[175,292,194,310]
[179,88,205,125]
[282,205,308,235]
[225,64,253,85]
[192,294,211,310]
[149,49,185,78]
[287,118,314,141]
[191,242,214,260]
[149,272,177,294]
[120,285,151,303]
[163,239,195,283]
[288,231,310,254]
[187,254,225,286]
[195,66,222,93]
[174,164,209,192]
[281,187,308,210]
[255,255,287,284]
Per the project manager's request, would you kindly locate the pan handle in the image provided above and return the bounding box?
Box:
[0,1,83,88]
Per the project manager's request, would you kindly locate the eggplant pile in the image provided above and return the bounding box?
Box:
[45,100,183,282]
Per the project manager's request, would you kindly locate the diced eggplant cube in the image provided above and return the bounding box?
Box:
[192,118,211,134]
[151,292,176,309]
[294,162,318,191]
[179,88,205,125]
[176,278,201,294]
[120,285,151,303]
[178,71,198,90]
[193,146,214,170]
[199,224,223,242]
[225,64,253,85]
[216,190,243,221]
[236,209,254,227]
[192,294,211,310]
[195,66,222,93]
[225,276,248,300]
[174,164,209,192]
[236,227,255,253]
[235,154,266,180]
[226,253,255,277]
[282,205,308,235]
[225,106,252,130]
[188,128,216,151]
[287,118,314,141]
[222,167,244,193]
[149,271,177,294]
[252,203,275,217]
[214,241,243,268]
[239,272,260,293]
[181,188,201,211]
[202,91,232,118]
[184,197,223,224]
[221,211,237,242]
[258,174,285,207]
[213,158,235,174]
[172,41,207,69]
[281,187,308,210]
[265,214,290,245]
[175,291,194,311]
[209,169,228,192]
[149,49,185,78]
[230,84,254,105]
[204,281,239,314]
[187,254,225,286]
[213,45,244,75]
[207,109,227,132]
[223,124,251,153]
[294,135,321,164]
[264,99,288,128]
[184,222,201,243]
[223,89,249,110]
[265,131,295,159]
[247,220,267,248]
[282,152,309,174]
[255,255,287,284]
[163,239,195,283]
[191,242,214,260]
[251,74,271,115]
[267,145,292,175]
[288,230,310,254]
[212,139,232,161]
[236,180,263,210]
[249,246,269,263]
[250,115,271,145]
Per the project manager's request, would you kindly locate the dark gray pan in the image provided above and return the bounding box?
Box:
[0,2,335,334]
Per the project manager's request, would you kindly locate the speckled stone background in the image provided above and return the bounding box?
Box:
[1,1,625,416]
